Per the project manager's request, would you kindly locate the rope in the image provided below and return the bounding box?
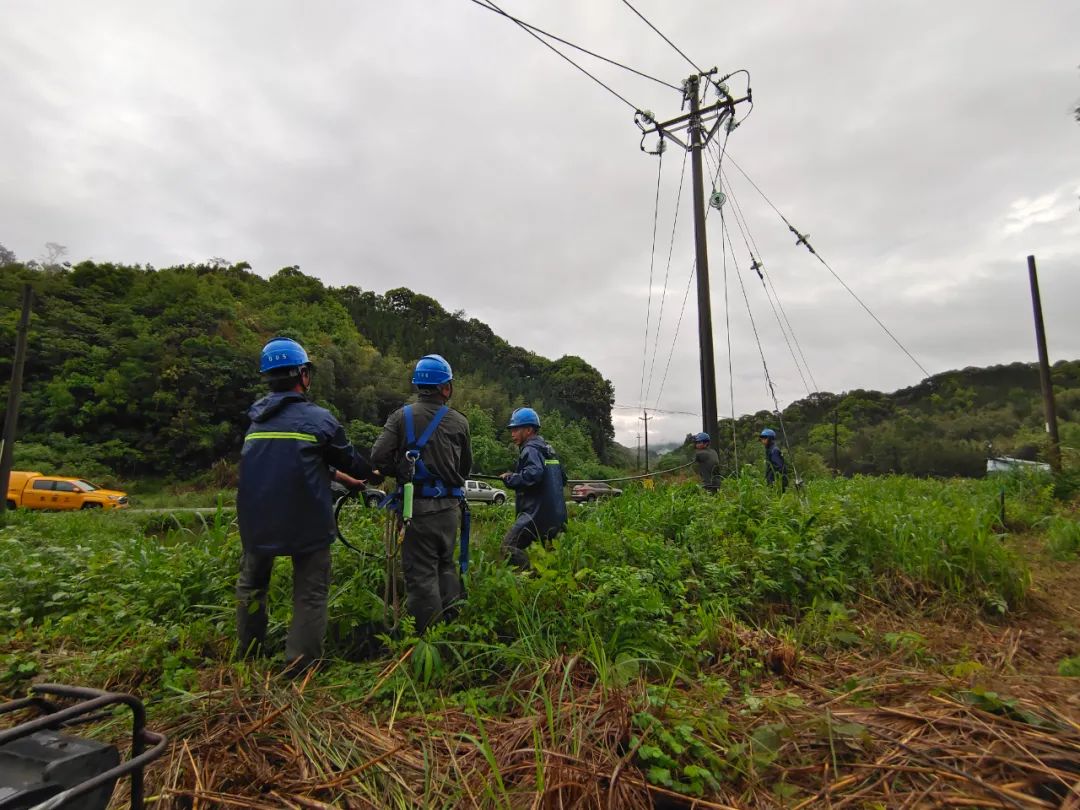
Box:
[725,154,931,379]
[651,124,732,409]
[721,210,738,471]
[470,460,697,485]
[463,0,681,92]
[638,149,664,405]
[719,162,817,392]
[644,147,688,404]
[473,0,642,112]
[721,211,800,485]
[619,0,705,76]
[723,178,813,397]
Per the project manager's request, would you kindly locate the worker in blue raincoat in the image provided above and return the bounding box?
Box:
[236,337,377,677]
[759,428,788,491]
[499,408,568,569]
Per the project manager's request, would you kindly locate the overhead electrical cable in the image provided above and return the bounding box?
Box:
[643,147,689,405]
[619,0,705,75]
[638,150,665,406]
[469,0,641,111]
[725,154,931,379]
[464,0,681,91]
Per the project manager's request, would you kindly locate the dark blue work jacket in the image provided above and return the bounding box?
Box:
[237,391,373,555]
[764,442,787,484]
[504,435,568,540]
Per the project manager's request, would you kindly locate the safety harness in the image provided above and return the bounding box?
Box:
[386,404,471,574]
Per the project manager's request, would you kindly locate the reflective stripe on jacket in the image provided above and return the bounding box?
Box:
[238,391,373,555]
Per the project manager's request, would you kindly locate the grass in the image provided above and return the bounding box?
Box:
[2,471,1077,807]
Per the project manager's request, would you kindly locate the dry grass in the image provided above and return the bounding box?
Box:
[137,634,1080,810]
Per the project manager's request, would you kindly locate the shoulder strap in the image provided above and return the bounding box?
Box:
[403,405,416,446]
[414,405,449,450]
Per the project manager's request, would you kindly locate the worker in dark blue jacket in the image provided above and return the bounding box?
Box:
[499,408,568,569]
[236,337,376,677]
[759,428,788,491]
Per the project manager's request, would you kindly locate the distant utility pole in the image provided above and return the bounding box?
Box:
[1027,255,1061,473]
[0,284,33,515]
[636,72,749,449]
[635,433,642,471]
[832,408,839,476]
[639,410,652,473]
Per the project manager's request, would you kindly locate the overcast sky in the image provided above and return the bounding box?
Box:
[2,1,1078,444]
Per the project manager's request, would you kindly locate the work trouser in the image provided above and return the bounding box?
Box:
[501,513,564,570]
[236,546,331,665]
[402,503,461,633]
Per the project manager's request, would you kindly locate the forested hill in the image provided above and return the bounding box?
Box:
[665,360,1080,478]
[0,259,615,481]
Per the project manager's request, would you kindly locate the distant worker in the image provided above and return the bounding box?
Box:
[692,432,721,492]
[371,354,472,633]
[236,337,377,677]
[759,428,788,491]
[499,407,568,569]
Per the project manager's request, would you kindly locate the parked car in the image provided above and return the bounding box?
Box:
[570,482,623,503]
[5,471,129,511]
[464,479,507,505]
[330,480,386,508]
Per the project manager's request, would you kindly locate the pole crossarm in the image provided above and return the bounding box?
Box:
[636,94,750,152]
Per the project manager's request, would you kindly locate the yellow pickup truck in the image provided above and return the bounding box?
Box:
[5,471,129,511]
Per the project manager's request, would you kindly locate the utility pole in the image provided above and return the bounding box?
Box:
[832,408,839,476]
[1027,255,1060,473]
[687,75,719,450]
[639,410,652,473]
[0,284,33,515]
[635,433,642,471]
[635,73,748,450]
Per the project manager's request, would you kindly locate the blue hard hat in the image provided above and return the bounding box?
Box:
[260,337,309,373]
[507,407,540,429]
[412,354,453,385]
[693,432,710,444]
[760,428,777,439]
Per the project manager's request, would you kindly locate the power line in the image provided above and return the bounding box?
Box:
[470,0,641,111]
[643,147,688,405]
[724,154,932,379]
[619,0,705,75]
[638,150,665,406]
[614,403,699,416]
[463,0,681,92]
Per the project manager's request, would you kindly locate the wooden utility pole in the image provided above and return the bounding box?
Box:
[687,76,720,450]
[0,284,33,514]
[832,408,839,476]
[639,410,652,473]
[1027,255,1061,472]
[635,73,749,451]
